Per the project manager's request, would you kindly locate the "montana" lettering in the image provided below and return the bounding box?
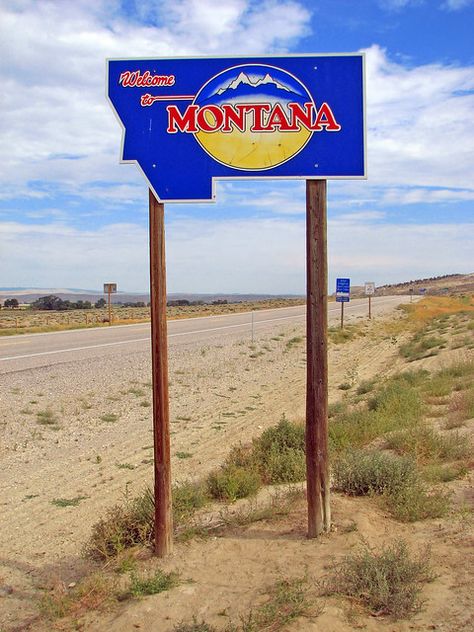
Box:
[166,102,341,134]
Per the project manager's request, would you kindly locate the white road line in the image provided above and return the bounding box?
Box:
[0,297,403,362]
[0,303,306,341]
[0,313,302,361]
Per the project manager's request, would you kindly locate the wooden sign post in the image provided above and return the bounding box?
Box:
[306,180,330,536]
[364,282,375,319]
[103,283,117,325]
[336,278,350,330]
[149,190,173,557]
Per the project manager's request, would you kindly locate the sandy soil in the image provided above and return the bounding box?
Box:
[0,307,472,631]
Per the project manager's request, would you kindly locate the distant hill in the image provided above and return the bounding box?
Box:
[1,274,472,305]
[0,288,304,305]
[373,273,474,297]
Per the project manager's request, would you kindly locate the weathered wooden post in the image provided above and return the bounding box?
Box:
[306,180,330,536]
[149,189,173,556]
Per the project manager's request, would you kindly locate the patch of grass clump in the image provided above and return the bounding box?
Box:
[422,462,467,483]
[328,325,358,344]
[176,451,193,459]
[422,374,453,398]
[100,413,119,423]
[36,409,58,426]
[448,386,474,425]
[328,401,346,418]
[286,336,303,349]
[323,539,432,619]
[399,334,445,361]
[40,572,116,621]
[240,577,309,631]
[85,487,154,560]
[129,569,179,598]
[174,622,217,632]
[367,377,423,420]
[52,496,88,508]
[205,417,306,502]
[338,382,352,391]
[356,378,376,395]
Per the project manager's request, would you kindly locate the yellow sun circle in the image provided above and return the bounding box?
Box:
[193,66,314,171]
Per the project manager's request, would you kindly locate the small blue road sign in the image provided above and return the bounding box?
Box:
[107,54,366,202]
[336,277,350,302]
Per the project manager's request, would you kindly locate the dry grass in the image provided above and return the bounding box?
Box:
[0,298,305,335]
[322,539,433,619]
[39,572,117,621]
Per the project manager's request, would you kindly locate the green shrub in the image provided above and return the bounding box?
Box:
[388,484,450,522]
[323,539,432,618]
[328,377,423,453]
[207,465,261,502]
[258,445,306,484]
[254,416,305,455]
[173,481,209,525]
[368,380,422,424]
[252,417,306,484]
[385,425,469,464]
[332,450,417,496]
[332,449,450,522]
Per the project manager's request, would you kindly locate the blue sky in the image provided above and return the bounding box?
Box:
[0,0,473,293]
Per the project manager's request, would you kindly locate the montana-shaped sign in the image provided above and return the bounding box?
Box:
[107,55,366,202]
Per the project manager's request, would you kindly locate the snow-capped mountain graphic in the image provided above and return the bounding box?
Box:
[216,72,292,95]
[199,71,306,107]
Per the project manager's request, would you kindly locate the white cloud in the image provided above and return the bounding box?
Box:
[380,187,474,205]
[443,0,474,9]
[0,220,149,290]
[377,0,420,8]
[0,0,310,196]
[364,45,474,190]
[333,211,387,222]
[1,215,472,292]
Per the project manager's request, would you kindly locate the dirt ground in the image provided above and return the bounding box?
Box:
[0,305,473,631]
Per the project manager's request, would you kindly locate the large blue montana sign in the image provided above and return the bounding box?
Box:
[107,55,366,202]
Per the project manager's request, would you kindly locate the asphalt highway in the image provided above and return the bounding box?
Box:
[0,296,410,374]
